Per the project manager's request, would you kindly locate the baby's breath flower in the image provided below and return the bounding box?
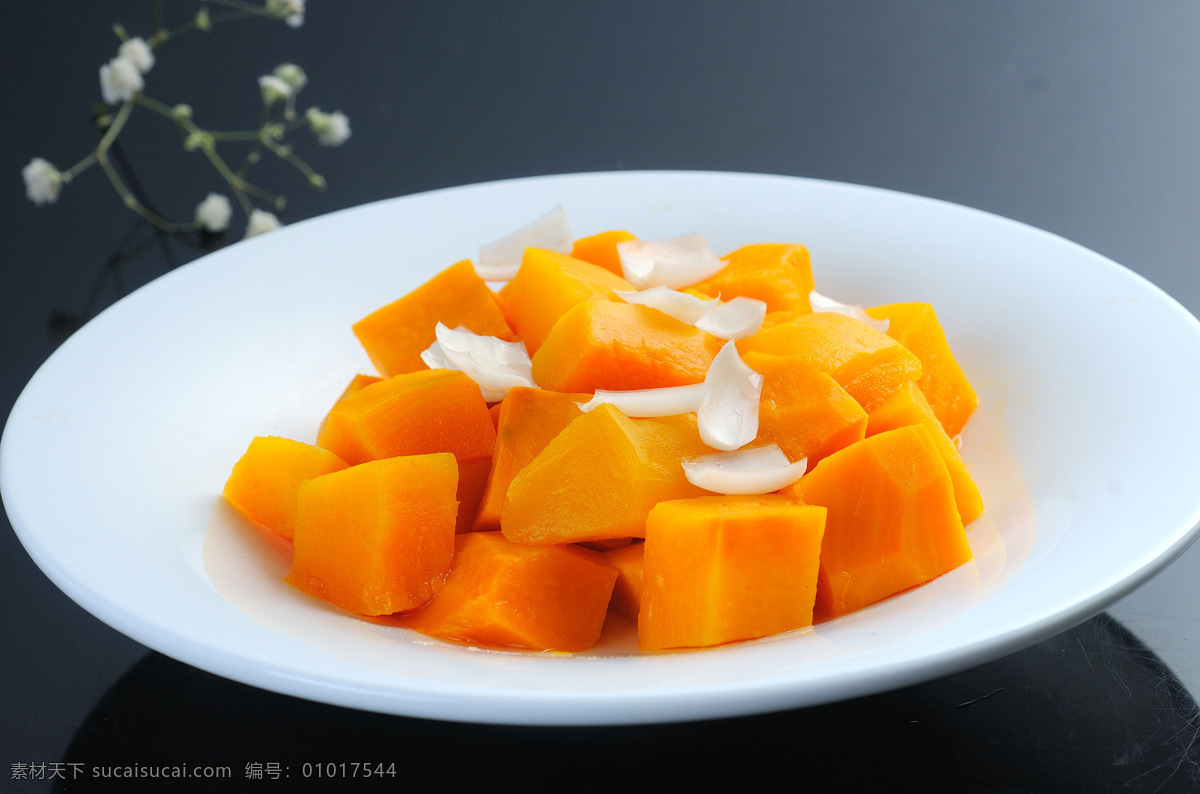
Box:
[118,37,155,74]
[195,193,233,232]
[195,8,212,31]
[258,74,292,106]
[306,108,351,146]
[267,0,306,28]
[273,63,307,91]
[22,158,64,206]
[100,55,144,104]
[245,209,283,237]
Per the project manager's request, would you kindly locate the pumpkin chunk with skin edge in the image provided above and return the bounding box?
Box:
[502,405,710,545]
[286,453,459,617]
[352,259,516,377]
[532,300,724,393]
[398,531,619,652]
[784,424,971,621]
[500,248,634,354]
[866,301,979,438]
[223,436,348,541]
[738,311,922,413]
[638,495,827,651]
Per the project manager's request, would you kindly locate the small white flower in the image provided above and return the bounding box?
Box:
[100,55,144,104]
[118,37,155,74]
[273,63,307,91]
[245,209,283,237]
[306,108,351,146]
[22,158,63,206]
[267,0,305,27]
[195,193,233,232]
[258,74,292,106]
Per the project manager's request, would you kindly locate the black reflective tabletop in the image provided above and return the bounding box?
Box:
[5,3,1200,791]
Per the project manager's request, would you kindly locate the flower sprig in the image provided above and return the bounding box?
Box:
[22,0,350,239]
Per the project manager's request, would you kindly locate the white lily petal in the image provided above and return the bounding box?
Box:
[476,205,573,281]
[614,286,716,325]
[695,296,768,339]
[682,444,808,495]
[809,289,889,333]
[617,233,725,290]
[419,340,455,370]
[697,340,763,451]
[433,323,535,400]
[577,383,706,417]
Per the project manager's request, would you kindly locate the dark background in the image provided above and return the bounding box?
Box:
[5,2,1200,790]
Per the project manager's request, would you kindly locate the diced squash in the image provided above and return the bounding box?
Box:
[866,302,978,437]
[500,248,634,354]
[685,243,814,313]
[602,541,644,622]
[866,381,983,524]
[474,387,587,532]
[503,405,710,545]
[398,531,618,652]
[223,436,348,541]
[352,260,516,377]
[739,311,922,412]
[317,369,495,466]
[784,424,971,620]
[532,300,723,393]
[318,374,382,436]
[286,453,459,616]
[638,495,826,650]
[455,456,492,534]
[570,230,637,276]
[743,351,868,469]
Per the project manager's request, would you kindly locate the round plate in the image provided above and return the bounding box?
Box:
[5,171,1200,725]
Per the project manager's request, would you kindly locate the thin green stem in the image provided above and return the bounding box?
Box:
[262,137,325,189]
[62,152,98,182]
[207,0,280,19]
[94,101,192,233]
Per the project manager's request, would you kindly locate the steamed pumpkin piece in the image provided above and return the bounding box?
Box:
[867,380,984,525]
[742,351,868,469]
[502,405,710,545]
[499,248,634,354]
[474,386,588,532]
[286,453,459,616]
[785,424,971,620]
[570,230,637,276]
[739,311,923,412]
[602,541,645,622]
[531,300,724,393]
[316,368,496,532]
[351,259,515,377]
[398,531,619,652]
[638,496,827,651]
[685,243,815,314]
[223,436,349,541]
[865,302,978,438]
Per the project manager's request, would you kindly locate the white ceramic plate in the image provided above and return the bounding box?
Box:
[5,171,1200,725]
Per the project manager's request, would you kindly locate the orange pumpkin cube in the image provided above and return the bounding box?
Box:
[286,453,459,616]
[500,248,633,354]
[570,230,637,276]
[686,243,815,314]
[866,302,978,437]
[223,436,348,541]
[531,300,723,393]
[398,532,618,652]
[866,380,984,524]
[739,311,922,412]
[352,260,516,377]
[502,405,710,545]
[785,424,972,620]
[638,496,826,650]
[602,541,645,622]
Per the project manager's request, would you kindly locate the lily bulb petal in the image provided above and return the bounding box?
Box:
[682,444,807,495]
[476,205,573,281]
[617,234,725,290]
[809,289,889,333]
[578,383,706,417]
[697,340,763,451]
